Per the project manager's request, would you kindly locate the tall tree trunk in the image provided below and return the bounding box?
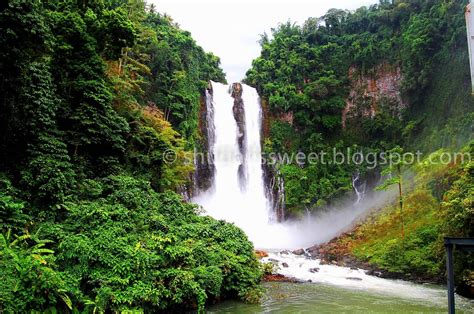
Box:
[398,165,405,249]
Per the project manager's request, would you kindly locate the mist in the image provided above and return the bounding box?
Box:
[222,186,399,251]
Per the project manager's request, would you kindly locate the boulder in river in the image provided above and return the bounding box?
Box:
[292,248,305,255]
[263,274,298,283]
[282,262,289,268]
[309,267,320,273]
[255,250,268,258]
[346,277,363,281]
[366,269,383,277]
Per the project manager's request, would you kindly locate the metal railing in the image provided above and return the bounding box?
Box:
[444,237,474,314]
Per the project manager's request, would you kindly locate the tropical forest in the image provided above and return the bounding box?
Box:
[0,0,473,312]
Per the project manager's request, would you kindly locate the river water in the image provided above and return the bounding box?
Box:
[208,252,474,313]
[209,281,474,313]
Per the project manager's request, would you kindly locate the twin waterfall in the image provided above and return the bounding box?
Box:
[193,83,463,309]
[194,82,274,246]
[193,81,373,250]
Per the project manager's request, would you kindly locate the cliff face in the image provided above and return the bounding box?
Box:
[260,98,287,221]
[231,83,247,189]
[194,83,215,194]
[232,83,246,156]
[343,63,407,129]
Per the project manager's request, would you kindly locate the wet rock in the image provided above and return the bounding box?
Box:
[282,262,289,268]
[263,163,286,222]
[346,277,363,281]
[255,250,268,258]
[195,92,216,194]
[280,250,291,255]
[350,267,359,271]
[231,83,247,189]
[307,279,313,283]
[268,258,280,264]
[309,267,320,273]
[456,280,474,299]
[305,245,320,257]
[366,269,383,277]
[292,248,305,255]
[264,274,298,283]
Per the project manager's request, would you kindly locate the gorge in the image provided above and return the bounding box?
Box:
[1,0,473,312]
[194,81,384,249]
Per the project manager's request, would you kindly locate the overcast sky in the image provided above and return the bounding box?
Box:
[150,0,379,83]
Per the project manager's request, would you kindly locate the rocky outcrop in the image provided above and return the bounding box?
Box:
[194,83,215,193]
[292,248,305,255]
[255,250,269,258]
[231,83,246,149]
[263,164,286,222]
[231,83,247,189]
[263,273,298,283]
[343,63,407,129]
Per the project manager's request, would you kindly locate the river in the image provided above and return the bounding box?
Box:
[209,252,474,313]
[208,281,474,313]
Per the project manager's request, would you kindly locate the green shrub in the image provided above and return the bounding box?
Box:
[37,175,262,312]
[0,230,71,312]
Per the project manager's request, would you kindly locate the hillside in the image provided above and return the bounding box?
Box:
[245,0,473,295]
[0,1,261,312]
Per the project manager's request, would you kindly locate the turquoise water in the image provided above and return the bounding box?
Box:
[208,282,474,313]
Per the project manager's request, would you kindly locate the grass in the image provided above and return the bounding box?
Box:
[346,149,469,279]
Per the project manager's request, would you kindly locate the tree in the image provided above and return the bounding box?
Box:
[19,62,75,205]
[377,146,406,246]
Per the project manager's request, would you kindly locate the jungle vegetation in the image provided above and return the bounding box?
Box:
[0,0,261,312]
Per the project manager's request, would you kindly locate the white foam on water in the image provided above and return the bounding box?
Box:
[263,252,465,307]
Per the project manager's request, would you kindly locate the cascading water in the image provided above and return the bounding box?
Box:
[352,169,366,205]
[194,81,272,246]
[194,81,394,249]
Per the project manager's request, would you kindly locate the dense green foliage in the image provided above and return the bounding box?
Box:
[0,0,260,312]
[247,0,473,289]
[246,0,472,215]
[1,0,473,309]
[349,145,473,284]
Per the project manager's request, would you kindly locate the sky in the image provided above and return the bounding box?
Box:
[150,0,379,83]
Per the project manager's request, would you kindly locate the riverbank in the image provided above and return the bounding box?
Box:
[248,251,474,313]
[305,232,442,285]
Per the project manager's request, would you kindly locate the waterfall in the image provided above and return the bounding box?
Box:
[264,167,286,222]
[194,81,389,250]
[193,81,272,246]
[352,169,366,205]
